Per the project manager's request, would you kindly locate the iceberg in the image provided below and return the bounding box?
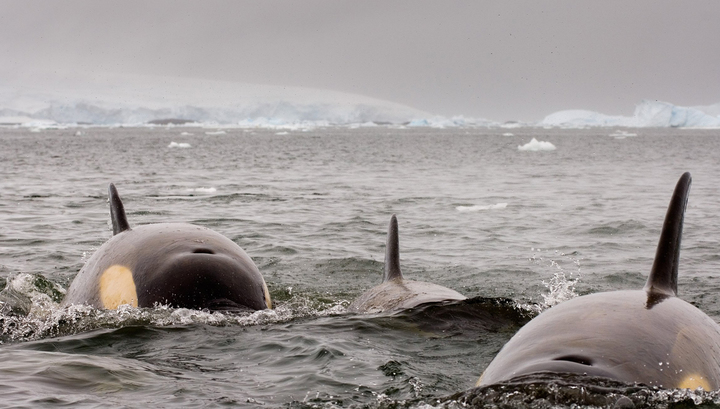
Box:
[633,100,720,127]
[542,100,720,128]
[692,103,720,117]
[518,138,556,151]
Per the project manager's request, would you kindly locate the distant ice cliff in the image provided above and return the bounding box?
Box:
[0,74,438,127]
[0,74,718,128]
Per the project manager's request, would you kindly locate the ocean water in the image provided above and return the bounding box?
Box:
[1,126,720,408]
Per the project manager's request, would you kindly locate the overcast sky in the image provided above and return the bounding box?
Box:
[1,0,719,121]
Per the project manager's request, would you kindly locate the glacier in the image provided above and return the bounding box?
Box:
[0,74,442,128]
[0,73,718,128]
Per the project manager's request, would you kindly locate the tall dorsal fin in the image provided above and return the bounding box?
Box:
[108,183,131,235]
[382,214,403,282]
[644,172,691,297]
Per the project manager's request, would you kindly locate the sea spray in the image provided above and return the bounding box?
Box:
[0,273,347,343]
[526,249,582,312]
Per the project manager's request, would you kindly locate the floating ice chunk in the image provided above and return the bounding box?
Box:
[186,187,217,193]
[180,132,194,136]
[456,203,508,212]
[168,142,191,148]
[609,130,637,139]
[275,131,289,135]
[204,130,226,135]
[502,133,514,136]
[518,138,556,151]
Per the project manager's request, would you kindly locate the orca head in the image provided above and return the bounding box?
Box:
[140,240,271,311]
[103,184,271,311]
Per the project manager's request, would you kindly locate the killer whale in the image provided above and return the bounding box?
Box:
[62,184,271,311]
[348,215,466,313]
[478,172,720,390]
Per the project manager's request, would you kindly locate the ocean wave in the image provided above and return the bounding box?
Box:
[456,203,508,212]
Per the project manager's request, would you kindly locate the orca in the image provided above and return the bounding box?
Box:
[478,172,720,390]
[348,215,466,313]
[62,184,271,311]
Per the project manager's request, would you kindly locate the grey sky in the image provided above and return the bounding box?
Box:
[2,0,719,121]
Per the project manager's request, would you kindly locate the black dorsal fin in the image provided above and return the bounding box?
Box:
[644,172,691,297]
[382,214,403,282]
[108,183,131,235]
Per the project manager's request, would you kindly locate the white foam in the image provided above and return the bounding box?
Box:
[518,138,556,151]
[180,131,194,136]
[186,187,217,193]
[1,281,348,342]
[502,132,514,136]
[168,141,191,148]
[275,131,289,135]
[204,130,226,135]
[456,203,508,212]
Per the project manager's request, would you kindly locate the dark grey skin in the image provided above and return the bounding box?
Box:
[62,184,271,311]
[348,215,466,313]
[479,173,720,390]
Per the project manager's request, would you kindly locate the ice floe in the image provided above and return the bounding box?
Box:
[518,138,556,151]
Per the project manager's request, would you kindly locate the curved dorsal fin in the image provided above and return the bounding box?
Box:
[108,183,130,235]
[382,214,403,282]
[644,172,691,297]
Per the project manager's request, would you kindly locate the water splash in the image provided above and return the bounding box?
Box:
[529,249,582,310]
[0,273,348,344]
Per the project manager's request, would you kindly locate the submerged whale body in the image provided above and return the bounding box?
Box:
[348,215,466,313]
[478,172,720,390]
[62,184,271,311]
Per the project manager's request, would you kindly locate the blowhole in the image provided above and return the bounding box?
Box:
[554,355,593,366]
[193,248,215,254]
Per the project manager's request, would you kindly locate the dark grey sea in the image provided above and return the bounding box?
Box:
[1,126,719,407]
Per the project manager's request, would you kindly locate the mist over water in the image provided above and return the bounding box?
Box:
[1,127,720,407]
